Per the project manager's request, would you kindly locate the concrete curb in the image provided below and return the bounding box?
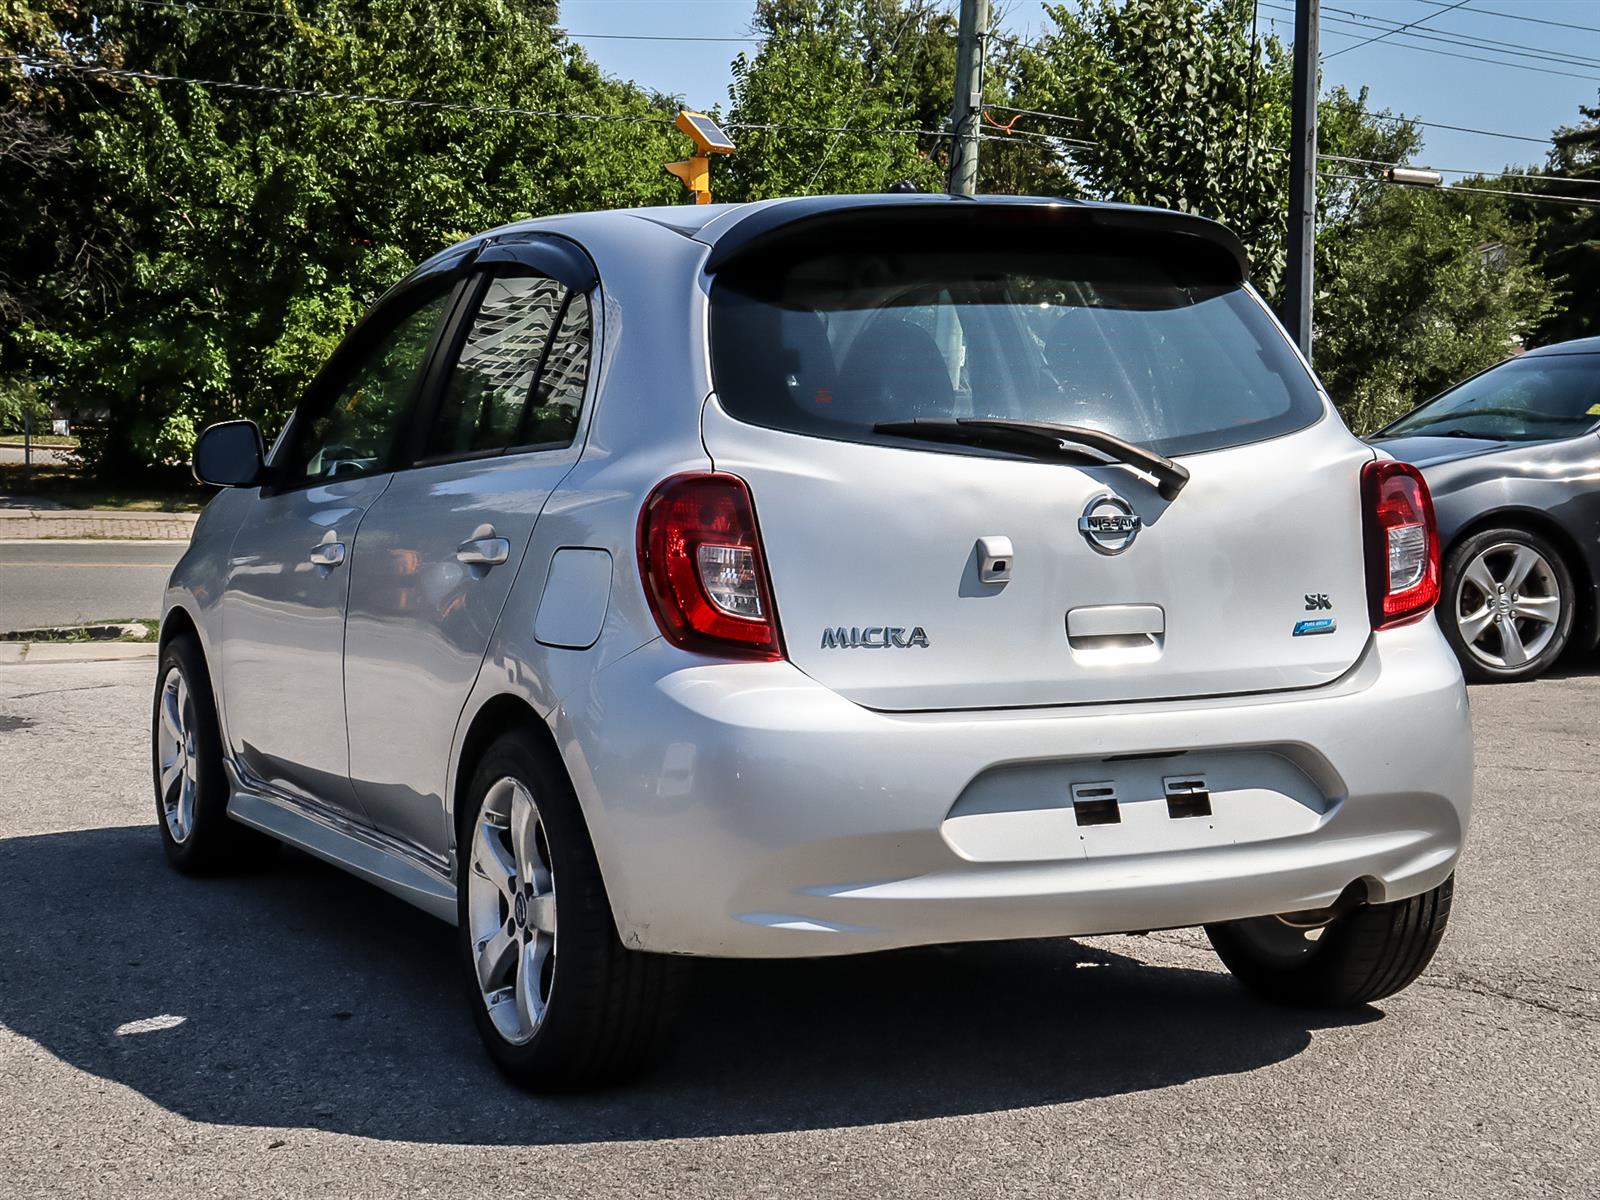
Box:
[0,641,159,664]
[0,508,198,541]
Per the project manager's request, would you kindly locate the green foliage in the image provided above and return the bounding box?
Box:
[1515,105,1600,347]
[1009,0,1556,429]
[1317,187,1558,433]
[0,0,1574,475]
[721,0,953,200]
[0,376,52,434]
[3,0,683,479]
[1012,0,1416,302]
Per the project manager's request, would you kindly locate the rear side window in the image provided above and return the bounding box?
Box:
[424,273,593,460]
[709,225,1322,458]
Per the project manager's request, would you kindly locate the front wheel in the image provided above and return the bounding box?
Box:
[151,633,276,873]
[457,732,680,1090]
[1441,528,1574,683]
[1205,876,1454,1007]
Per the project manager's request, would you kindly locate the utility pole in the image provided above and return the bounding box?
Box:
[947,0,991,196]
[1284,0,1319,358]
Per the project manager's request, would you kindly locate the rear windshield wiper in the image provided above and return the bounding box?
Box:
[873,418,1190,501]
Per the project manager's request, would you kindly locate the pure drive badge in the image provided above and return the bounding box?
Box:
[820,626,930,649]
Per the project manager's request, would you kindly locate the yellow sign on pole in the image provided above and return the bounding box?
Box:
[666,110,735,205]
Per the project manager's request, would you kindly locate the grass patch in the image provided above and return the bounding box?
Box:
[0,433,78,448]
[0,619,158,643]
[0,463,207,512]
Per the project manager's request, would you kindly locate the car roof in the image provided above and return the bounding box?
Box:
[1520,336,1600,358]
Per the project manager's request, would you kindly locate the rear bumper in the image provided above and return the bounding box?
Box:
[551,619,1472,957]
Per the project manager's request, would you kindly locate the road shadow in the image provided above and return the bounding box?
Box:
[1543,644,1600,681]
[0,825,1369,1145]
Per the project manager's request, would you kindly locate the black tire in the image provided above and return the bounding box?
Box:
[456,731,681,1090]
[1205,875,1454,1007]
[151,633,277,874]
[1440,526,1575,683]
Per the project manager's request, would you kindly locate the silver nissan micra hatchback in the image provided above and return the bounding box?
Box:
[156,194,1472,1088]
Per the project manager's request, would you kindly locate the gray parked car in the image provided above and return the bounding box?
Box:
[1371,337,1600,682]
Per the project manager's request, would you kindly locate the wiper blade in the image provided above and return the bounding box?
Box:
[873,418,1190,501]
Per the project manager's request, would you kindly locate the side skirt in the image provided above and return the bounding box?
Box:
[226,772,458,925]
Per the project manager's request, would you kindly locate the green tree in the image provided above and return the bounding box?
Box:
[1010,0,1415,301]
[1317,185,1557,433]
[720,0,1072,200]
[1515,104,1600,346]
[721,0,953,200]
[1004,0,1554,429]
[4,0,684,477]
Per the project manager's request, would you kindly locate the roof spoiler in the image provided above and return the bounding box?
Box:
[700,196,1251,282]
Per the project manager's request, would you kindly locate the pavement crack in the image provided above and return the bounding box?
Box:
[1421,970,1600,1025]
[2,682,127,701]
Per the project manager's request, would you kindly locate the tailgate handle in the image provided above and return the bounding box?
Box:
[1066,604,1165,640]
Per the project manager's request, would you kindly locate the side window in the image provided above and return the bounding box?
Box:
[425,274,567,459]
[424,274,593,460]
[286,292,449,483]
[526,292,591,447]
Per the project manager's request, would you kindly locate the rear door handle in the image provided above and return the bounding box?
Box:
[308,541,346,567]
[456,534,510,567]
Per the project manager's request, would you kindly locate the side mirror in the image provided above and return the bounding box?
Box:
[192,420,266,488]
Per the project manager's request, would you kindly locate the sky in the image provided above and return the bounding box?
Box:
[559,0,1600,177]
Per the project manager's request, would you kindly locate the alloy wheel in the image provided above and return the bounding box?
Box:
[1454,541,1561,671]
[467,777,558,1046]
[155,666,199,843]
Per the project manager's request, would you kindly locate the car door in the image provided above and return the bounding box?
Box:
[342,237,599,858]
[219,284,458,813]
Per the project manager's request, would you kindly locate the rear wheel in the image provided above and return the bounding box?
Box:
[1205,876,1453,1007]
[151,633,276,873]
[1441,527,1573,683]
[458,732,680,1089]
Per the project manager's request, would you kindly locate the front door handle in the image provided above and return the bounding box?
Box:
[456,530,510,567]
[309,540,346,568]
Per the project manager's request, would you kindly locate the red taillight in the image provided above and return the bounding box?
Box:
[1361,459,1440,629]
[637,473,784,660]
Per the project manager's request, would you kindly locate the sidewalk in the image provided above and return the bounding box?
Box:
[0,507,198,541]
[0,641,158,664]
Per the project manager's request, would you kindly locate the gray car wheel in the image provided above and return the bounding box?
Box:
[1440,527,1574,683]
[151,633,276,873]
[457,731,682,1089]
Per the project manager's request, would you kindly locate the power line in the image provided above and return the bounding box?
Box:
[6,53,950,141]
[1259,1,1600,78]
[984,103,1084,126]
[1413,0,1600,36]
[16,50,1587,198]
[1324,0,1471,60]
[1322,171,1600,210]
[1319,152,1599,190]
[993,16,1559,147]
[4,55,678,124]
[99,0,764,43]
[1310,1,1600,69]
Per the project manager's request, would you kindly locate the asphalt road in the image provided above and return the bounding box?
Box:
[0,654,1596,1198]
[0,541,184,632]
